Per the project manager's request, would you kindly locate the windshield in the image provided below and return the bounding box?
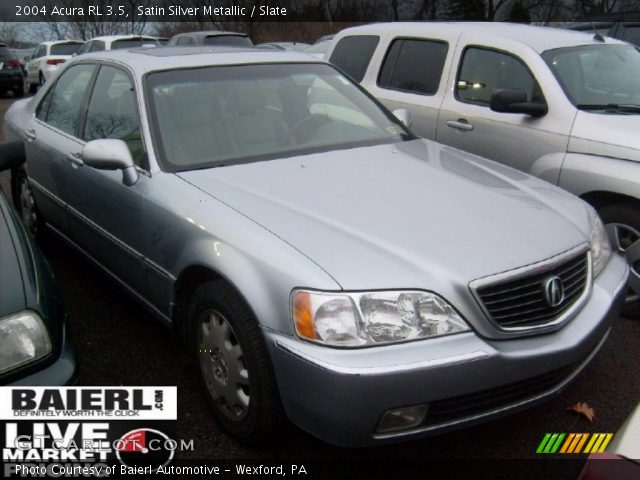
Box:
[203,35,253,47]
[112,38,158,49]
[146,63,412,171]
[50,43,82,55]
[542,44,640,109]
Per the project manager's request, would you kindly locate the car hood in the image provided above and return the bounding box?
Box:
[569,110,640,162]
[177,140,593,290]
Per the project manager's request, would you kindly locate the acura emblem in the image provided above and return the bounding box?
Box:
[543,276,565,307]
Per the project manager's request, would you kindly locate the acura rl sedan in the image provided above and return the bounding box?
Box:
[2,47,629,446]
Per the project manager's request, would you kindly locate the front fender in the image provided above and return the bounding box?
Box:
[558,153,640,201]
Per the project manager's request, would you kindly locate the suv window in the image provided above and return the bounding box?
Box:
[203,35,252,46]
[83,66,144,166]
[176,36,196,46]
[378,38,448,95]
[33,45,46,59]
[329,35,379,82]
[621,25,640,46]
[456,47,543,106]
[50,43,82,56]
[39,64,95,135]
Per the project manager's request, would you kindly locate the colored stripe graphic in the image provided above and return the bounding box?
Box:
[538,433,613,454]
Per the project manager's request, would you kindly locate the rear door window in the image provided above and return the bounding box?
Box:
[378,38,448,95]
[329,35,379,82]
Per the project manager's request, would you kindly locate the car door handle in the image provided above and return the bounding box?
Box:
[67,153,84,167]
[446,119,474,132]
[24,130,37,142]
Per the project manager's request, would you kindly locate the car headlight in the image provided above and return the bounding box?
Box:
[292,290,470,347]
[0,311,52,375]
[591,216,612,277]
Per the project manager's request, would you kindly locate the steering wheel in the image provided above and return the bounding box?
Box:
[283,114,332,145]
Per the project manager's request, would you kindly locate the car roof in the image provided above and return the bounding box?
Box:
[172,30,248,39]
[72,46,323,74]
[89,35,158,42]
[39,40,83,46]
[338,22,628,53]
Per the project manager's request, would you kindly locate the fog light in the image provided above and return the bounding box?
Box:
[376,405,428,433]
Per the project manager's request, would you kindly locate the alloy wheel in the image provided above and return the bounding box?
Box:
[607,223,640,304]
[197,309,250,420]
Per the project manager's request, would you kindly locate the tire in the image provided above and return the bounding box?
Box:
[38,72,45,88]
[186,280,283,443]
[14,86,24,98]
[28,83,37,94]
[14,169,45,242]
[597,201,640,318]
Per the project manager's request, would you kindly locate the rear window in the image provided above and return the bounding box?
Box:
[378,39,448,95]
[50,43,82,55]
[203,35,252,47]
[112,38,158,50]
[329,35,379,82]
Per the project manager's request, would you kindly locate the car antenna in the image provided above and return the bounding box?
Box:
[590,23,605,42]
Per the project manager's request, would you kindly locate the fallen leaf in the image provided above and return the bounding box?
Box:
[567,402,596,422]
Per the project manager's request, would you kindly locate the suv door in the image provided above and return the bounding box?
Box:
[437,40,574,183]
[24,63,97,234]
[65,64,149,296]
[366,37,451,140]
[27,45,45,83]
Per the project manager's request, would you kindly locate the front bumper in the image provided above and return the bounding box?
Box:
[9,323,77,386]
[265,254,629,447]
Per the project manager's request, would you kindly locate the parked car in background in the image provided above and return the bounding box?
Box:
[0,147,76,385]
[304,40,331,58]
[168,30,252,47]
[315,34,334,44]
[256,42,310,52]
[326,22,640,315]
[12,47,34,70]
[155,37,170,46]
[26,40,82,92]
[3,46,628,446]
[0,44,25,98]
[76,35,160,55]
[566,14,640,47]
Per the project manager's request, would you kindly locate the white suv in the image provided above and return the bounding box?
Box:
[76,35,160,55]
[26,40,83,92]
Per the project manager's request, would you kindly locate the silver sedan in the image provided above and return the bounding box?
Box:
[3,46,629,447]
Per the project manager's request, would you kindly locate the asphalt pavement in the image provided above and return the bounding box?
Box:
[1,95,638,474]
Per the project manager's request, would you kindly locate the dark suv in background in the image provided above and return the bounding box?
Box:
[0,44,24,98]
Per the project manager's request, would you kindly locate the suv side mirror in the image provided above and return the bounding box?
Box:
[490,89,548,117]
[81,139,139,186]
[393,108,413,128]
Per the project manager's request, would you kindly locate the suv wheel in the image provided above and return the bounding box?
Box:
[598,202,640,318]
[38,72,45,88]
[187,280,283,443]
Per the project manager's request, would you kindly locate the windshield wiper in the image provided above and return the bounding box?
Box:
[577,103,640,113]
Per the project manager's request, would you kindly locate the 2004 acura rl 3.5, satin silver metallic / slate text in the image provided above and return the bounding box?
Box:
[2,46,629,446]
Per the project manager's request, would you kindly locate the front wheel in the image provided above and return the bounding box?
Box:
[598,202,640,318]
[187,280,283,443]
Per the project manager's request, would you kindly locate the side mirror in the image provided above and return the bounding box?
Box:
[0,141,26,171]
[490,89,548,117]
[81,139,139,186]
[393,108,413,128]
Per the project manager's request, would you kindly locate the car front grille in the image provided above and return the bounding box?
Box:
[471,247,591,331]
